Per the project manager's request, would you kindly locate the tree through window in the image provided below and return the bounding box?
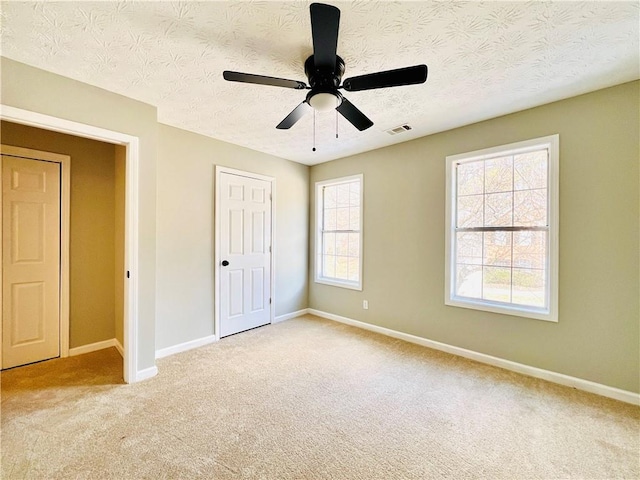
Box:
[446,136,559,321]
[315,175,363,290]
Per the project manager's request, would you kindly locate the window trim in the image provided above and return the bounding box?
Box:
[314,174,364,291]
[445,135,559,322]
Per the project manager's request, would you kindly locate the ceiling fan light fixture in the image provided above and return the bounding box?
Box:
[308,92,339,112]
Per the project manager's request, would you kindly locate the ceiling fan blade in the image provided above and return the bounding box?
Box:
[310,3,340,71]
[342,65,428,92]
[276,102,312,129]
[336,96,373,131]
[223,71,307,90]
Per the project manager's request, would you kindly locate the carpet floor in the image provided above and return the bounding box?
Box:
[1,314,639,479]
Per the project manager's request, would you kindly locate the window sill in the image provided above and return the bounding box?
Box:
[315,277,362,291]
[446,296,557,322]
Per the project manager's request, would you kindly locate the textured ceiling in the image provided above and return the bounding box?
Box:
[1,1,638,165]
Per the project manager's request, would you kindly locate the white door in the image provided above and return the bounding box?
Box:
[2,155,61,369]
[219,171,272,337]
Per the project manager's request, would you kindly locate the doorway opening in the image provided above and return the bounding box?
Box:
[1,130,123,379]
[0,105,141,383]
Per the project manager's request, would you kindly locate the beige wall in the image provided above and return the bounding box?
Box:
[310,81,640,393]
[1,58,309,365]
[155,124,309,350]
[4,57,636,393]
[1,57,158,371]
[1,121,120,348]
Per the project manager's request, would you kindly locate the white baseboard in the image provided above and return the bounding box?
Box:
[274,308,310,323]
[114,339,124,357]
[69,338,122,357]
[308,309,640,406]
[155,334,217,359]
[135,366,158,382]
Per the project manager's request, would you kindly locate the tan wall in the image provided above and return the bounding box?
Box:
[114,145,126,347]
[1,58,158,371]
[309,81,640,393]
[155,124,309,350]
[1,121,119,348]
[4,57,636,392]
[1,58,308,364]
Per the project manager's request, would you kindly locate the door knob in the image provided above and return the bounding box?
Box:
[222,260,229,266]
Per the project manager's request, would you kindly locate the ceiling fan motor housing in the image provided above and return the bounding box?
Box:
[305,55,345,109]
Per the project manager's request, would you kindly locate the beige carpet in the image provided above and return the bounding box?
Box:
[1,315,639,479]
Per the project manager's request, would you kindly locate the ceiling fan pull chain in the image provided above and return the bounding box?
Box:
[312,109,316,152]
[336,100,339,139]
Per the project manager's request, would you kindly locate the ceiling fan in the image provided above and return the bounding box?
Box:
[223,3,428,132]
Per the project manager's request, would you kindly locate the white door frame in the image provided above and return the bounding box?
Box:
[214,166,275,340]
[0,145,71,365]
[0,104,140,384]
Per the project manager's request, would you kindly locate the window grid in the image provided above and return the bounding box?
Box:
[454,149,549,310]
[316,176,362,289]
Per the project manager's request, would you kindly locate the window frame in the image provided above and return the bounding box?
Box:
[314,174,364,291]
[445,135,559,322]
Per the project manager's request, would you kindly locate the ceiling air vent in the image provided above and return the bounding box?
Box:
[386,124,412,135]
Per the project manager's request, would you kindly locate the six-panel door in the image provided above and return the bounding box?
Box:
[2,155,61,369]
[219,172,272,337]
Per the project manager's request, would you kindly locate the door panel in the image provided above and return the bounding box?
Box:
[251,211,265,253]
[219,172,271,337]
[229,209,244,254]
[2,155,61,369]
[251,268,264,312]
[10,281,45,346]
[12,201,46,262]
[228,269,244,317]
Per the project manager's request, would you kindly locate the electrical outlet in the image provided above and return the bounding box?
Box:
[363,300,369,310]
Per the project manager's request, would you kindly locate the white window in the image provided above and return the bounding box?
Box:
[315,174,363,290]
[445,135,559,322]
